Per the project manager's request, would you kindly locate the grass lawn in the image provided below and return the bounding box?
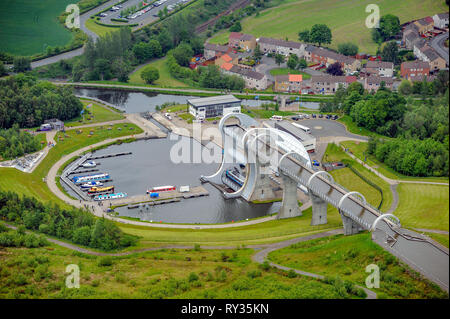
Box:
[129,58,190,88]
[268,233,448,299]
[0,123,143,207]
[0,243,366,299]
[178,112,195,123]
[0,0,75,55]
[209,0,448,55]
[395,183,449,231]
[424,233,449,248]
[338,115,386,139]
[161,104,189,113]
[269,68,311,80]
[322,143,393,212]
[64,99,125,127]
[250,109,296,118]
[116,207,343,247]
[340,140,449,183]
[85,19,120,38]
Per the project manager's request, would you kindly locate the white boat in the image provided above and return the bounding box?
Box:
[80,181,104,189]
[82,161,97,168]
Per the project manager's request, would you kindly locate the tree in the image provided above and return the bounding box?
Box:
[399,80,413,95]
[274,53,285,66]
[287,54,299,70]
[309,24,332,47]
[0,61,7,76]
[326,62,343,76]
[254,44,263,60]
[229,21,242,32]
[372,14,400,43]
[13,56,31,72]
[140,66,159,84]
[172,43,193,66]
[338,42,358,56]
[298,58,307,70]
[381,41,399,64]
[298,29,310,42]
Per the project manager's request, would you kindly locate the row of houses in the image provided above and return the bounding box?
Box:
[402,13,448,71]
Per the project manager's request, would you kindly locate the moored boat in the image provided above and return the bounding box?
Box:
[146,185,176,194]
[82,161,97,168]
[94,192,127,201]
[80,181,104,188]
[87,186,115,195]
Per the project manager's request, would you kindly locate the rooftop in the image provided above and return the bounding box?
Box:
[204,43,229,53]
[365,76,394,84]
[311,75,357,83]
[221,62,234,71]
[366,60,394,69]
[257,37,303,49]
[401,60,430,69]
[187,95,241,108]
[230,65,265,80]
[274,121,315,143]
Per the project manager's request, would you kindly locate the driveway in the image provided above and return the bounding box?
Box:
[430,32,449,65]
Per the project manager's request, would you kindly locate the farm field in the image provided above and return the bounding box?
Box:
[395,183,449,231]
[129,58,190,88]
[268,233,448,299]
[0,0,74,55]
[209,0,448,54]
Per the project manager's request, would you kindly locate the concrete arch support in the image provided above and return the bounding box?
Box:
[338,192,367,235]
[278,171,302,219]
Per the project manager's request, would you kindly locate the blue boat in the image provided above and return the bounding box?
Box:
[94,192,127,201]
[80,181,104,188]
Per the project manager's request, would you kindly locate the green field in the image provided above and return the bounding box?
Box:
[129,58,190,88]
[424,232,449,248]
[268,233,448,299]
[209,0,448,54]
[0,243,367,299]
[269,68,311,79]
[85,19,120,38]
[0,0,75,55]
[64,99,125,127]
[396,183,449,231]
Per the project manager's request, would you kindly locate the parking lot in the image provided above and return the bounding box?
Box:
[99,0,192,27]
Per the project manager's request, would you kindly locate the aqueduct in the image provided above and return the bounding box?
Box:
[201,112,449,291]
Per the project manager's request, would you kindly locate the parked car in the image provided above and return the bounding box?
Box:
[332,115,338,120]
[312,160,320,166]
[304,114,310,119]
[326,114,331,119]
[291,116,299,121]
[318,114,323,118]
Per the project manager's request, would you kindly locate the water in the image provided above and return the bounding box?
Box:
[74,88,320,112]
[64,137,280,224]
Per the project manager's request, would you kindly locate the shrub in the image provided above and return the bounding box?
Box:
[247,270,262,278]
[97,257,113,267]
[188,272,199,282]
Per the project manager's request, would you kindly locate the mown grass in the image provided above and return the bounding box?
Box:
[64,99,124,127]
[0,0,75,55]
[209,0,448,55]
[340,140,449,183]
[269,68,311,80]
[395,183,449,231]
[85,19,120,38]
[268,233,448,299]
[424,232,449,248]
[0,243,364,299]
[129,57,190,88]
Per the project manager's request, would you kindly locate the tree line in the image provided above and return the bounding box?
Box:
[0,191,137,251]
[0,74,83,129]
[0,124,41,160]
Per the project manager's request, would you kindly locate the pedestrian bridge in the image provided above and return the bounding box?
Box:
[201,113,449,291]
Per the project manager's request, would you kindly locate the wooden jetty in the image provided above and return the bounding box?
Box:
[89,152,132,160]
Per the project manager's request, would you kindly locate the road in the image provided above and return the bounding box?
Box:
[430,32,449,65]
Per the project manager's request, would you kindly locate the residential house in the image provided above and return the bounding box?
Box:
[413,17,434,34]
[365,60,394,77]
[400,60,430,79]
[414,42,447,71]
[257,37,305,57]
[221,64,268,90]
[229,33,256,51]
[274,74,303,93]
[310,75,357,94]
[364,76,394,92]
[228,32,243,48]
[215,52,239,67]
[433,12,449,29]
[309,47,361,74]
[204,43,230,60]
[409,75,436,82]
[403,27,421,50]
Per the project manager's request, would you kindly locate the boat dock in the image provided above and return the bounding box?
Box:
[70,168,99,175]
[105,185,209,208]
[88,152,132,160]
[60,153,92,201]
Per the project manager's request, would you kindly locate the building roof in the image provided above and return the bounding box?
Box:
[310,47,356,65]
[221,62,234,71]
[409,75,436,82]
[229,32,243,40]
[365,76,394,85]
[275,74,289,82]
[289,74,303,82]
[435,12,449,20]
[188,95,241,108]
[257,37,302,49]
[204,43,229,53]
[405,30,420,43]
[404,23,419,33]
[240,34,255,41]
[401,60,430,70]
[221,54,233,62]
[422,47,440,61]
[366,60,394,69]
[229,65,265,80]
